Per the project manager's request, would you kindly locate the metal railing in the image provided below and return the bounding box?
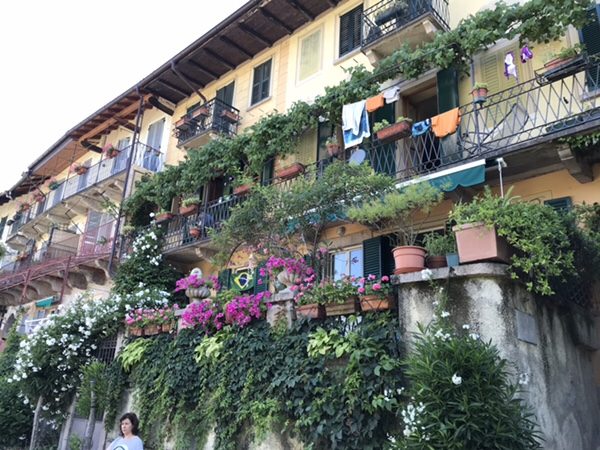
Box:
[8,143,162,237]
[362,57,600,181]
[174,97,240,146]
[362,0,450,47]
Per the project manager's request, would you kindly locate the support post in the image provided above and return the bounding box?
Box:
[28,395,44,450]
[81,380,97,450]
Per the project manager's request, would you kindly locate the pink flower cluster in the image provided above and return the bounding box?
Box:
[175,274,220,292]
[262,256,312,278]
[224,291,271,327]
[181,300,225,333]
[125,306,178,326]
[357,274,392,297]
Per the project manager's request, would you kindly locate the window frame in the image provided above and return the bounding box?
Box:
[329,246,364,281]
[297,27,324,83]
[251,59,273,106]
[339,5,363,58]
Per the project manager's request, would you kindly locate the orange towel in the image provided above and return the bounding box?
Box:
[366,94,384,113]
[431,107,461,138]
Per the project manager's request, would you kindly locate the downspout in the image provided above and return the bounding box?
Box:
[107,88,145,276]
[170,60,207,103]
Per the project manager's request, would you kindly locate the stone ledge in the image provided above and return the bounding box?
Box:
[391,262,510,285]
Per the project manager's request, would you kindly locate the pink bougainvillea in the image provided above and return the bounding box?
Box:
[224,291,271,327]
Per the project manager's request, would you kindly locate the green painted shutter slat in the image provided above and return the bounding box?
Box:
[253,264,268,294]
[363,236,394,278]
[339,5,363,57]
[218,269,232,290]
[437,68,459,113]
[580,6,600,88]
[544,197,572,213]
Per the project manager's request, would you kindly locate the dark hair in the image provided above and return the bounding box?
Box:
[119,412,140,436]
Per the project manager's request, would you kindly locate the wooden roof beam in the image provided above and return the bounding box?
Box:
[157,79,190,97]
[114,117,137,132]
[238,23,273,47]
[219,35,253,58]
[287,0,314,20]
[258,8,294,34]
[203,48,236,70]
[187,59,219,80]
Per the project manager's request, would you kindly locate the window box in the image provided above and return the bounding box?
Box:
[179,204,198,216]
[359,295,395,312]
[324,298,359,317]
[376,119,412,142]
[191,106,210,119]
[276,162,305,180]
[233,184,253,196]
[155,212,174,223]
[189,226,202,238]
[296,303,325,319]
[220,109,240,123]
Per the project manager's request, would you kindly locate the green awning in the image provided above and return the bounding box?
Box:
[35,296,57,308]
[397,159,486,192]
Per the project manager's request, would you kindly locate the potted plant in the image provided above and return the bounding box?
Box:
[471,82,489,104]
[325,135,342,157]
[180,197,200,216]
[69,162,88,175]
[373,116,413,143]
[543,44,584,71]
[233,177,255,196]
[348,182,444,274]
[276,162,305,180]
[154,209,173,223]
[220,109,240,123]
[102,143,120,159]
[300,277,360,317]
[189,226,202,239]
[423,232,457,268]
[375,0,408,26]
[31,191,45,203]
[47,178,60,191]
[191,105,210,119]
[357,274,394,312]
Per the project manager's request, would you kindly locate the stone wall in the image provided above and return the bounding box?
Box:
[394,263,600,450]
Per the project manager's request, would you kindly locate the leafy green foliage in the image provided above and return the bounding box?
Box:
[450,187,575,295]
[423,232,457,255]
[119,339,153,372]
[76,362,109,417]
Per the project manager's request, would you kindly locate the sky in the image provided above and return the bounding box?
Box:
[0,0,248,192]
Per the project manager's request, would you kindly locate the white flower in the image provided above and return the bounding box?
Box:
[462,324,470,330]
[440,311,450,318]
[149,212,155,218]
[452,373,462,385]
[420,268,433,281]
[469,333,480,340]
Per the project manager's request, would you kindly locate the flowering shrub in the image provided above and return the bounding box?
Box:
[181,300,225,334]
[175,273,220,292]
[262,256,312,279]
[224,291,271,327]
[125,305,178,328]
[357,274,392,298]
[102,143,120,158]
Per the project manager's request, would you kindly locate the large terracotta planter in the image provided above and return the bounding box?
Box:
[295,303,325,319]
[393,246,426,274]
[453,223,511,264]
[324,298,359,317]
[179,204,198,216]
[427,255,447,269]
[276,162,305,180]
[155,212,173,223]
[220,109,240,123]
[359,295,395,312]
[376,120,412,142]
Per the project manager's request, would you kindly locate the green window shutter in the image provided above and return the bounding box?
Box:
[253,264,268,294]
[339,5,363,57]
[218,269,232,290]
[544,197,573,213]
[437,68,459,113]
[261,158,275,186]
[580,6,600,88]
[363,236,394,278]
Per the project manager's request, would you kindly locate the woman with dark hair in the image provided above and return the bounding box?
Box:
[107,412,144,450]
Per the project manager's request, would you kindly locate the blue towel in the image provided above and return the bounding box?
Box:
[343,105,371,148]
[412,119,431,137]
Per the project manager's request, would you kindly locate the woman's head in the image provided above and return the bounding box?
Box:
[119,412,139,436]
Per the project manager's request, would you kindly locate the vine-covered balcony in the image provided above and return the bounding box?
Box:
[174,98,240,149]
[6,143,162,245]
[362,0,450,61]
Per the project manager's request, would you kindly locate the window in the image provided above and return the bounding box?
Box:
[298,29,322,81]
[331,247,363,281]
[251,59,272,105]
[579,5,600,89]
[339,6,363,57]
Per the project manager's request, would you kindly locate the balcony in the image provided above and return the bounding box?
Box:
[362,0,450,63]
[174,98,240,149]
[0,221,115,305]
[6,142,162,247]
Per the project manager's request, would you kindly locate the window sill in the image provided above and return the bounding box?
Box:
[247,96,272,112]
[334,47,362,66]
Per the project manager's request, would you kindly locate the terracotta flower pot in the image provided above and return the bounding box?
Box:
[144,324,160,336]
[376,120,412,142]
[155,212,173,223]
[233,184,252,196]
[324,298,359,317]
[189,227,202,238]
[453,223,511,264]
[276,162,305,180]
[471,87,488,104]
[296,303,325,319]
[327,143,342,157]
[179,204,198,216]
[393,246,427,274]
[427,255,447,269]
[220,109,240,123]
[359,295,395,312]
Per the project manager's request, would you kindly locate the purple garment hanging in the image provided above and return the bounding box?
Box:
[520,45,533,64]
[504,51,518,80]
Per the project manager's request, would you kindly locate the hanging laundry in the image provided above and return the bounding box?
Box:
[382,86,400,104]
[431,108,461,138]
[520,45,533,64]
[366,94,384,113]
[412,119,431,137]
[342,100,370,148]
[504,51,518,80]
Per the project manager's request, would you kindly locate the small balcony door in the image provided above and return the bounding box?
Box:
[79,211,115,255]
[144,120,164,171]
[215,82,235,133]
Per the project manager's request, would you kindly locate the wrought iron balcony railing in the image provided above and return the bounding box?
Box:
[174,98,240,147]
[8,143,162,236]
[362,0,450,47]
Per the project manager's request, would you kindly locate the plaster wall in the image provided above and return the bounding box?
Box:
[395,263,600,450]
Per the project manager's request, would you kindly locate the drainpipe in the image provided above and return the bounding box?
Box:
[107,88,145,276]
